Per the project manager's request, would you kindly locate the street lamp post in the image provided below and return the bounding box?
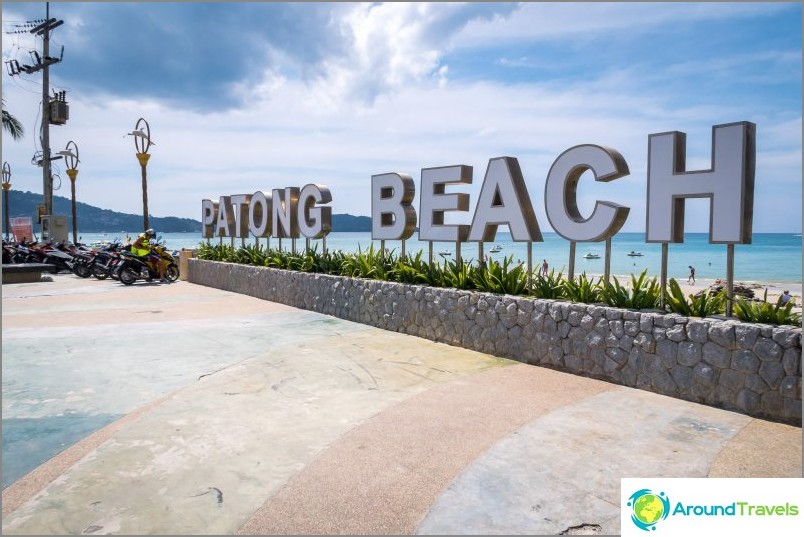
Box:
[60,141,80,244]
[2,162,11,241]
[129,118,154,231]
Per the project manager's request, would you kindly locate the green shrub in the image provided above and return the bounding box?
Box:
[195,242,236,262]
[442,259,476,290]
[563,273,602,304]
[340,244,390,280]
[664,278,726,317]
[530,269,566,299]
[472,255,527,295]
[732,289,802,326]
[600,270,661,309]
[389,251,431,284]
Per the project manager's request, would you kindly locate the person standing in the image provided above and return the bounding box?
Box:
[541,259,549,277]
[687,265,696,284]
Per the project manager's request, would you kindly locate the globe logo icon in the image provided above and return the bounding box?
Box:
[627,489,670,531]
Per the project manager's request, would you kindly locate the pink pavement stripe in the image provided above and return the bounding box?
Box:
[237,363,613,535]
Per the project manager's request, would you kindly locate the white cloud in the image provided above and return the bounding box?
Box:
[450,2,792,47]
[2,2,799,234]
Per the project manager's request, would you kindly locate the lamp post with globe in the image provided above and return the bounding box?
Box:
[128,118,155,231]
[58,141,80,244]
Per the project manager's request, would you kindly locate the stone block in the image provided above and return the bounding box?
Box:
[759,391,783,415]
[634,332,656,353]
[666,324,686,342]
[758,361,785,389]
[677,341,702,367]
[624,320,640,337]
[564,354,583,372]
[752,337,783,362]
[708,323,736,350]
[606,347,629,366]
[772,327,800,349]
[567,310,584,326]
[609,320,625,338]
[782,348,801,376]
[745,373,769,394]
[718,369,745,392]
[656,339,678,365]
[736,388,761,413]
[693,362,716,386]
[779,376,800,399]
[731,350,760,372]
[670,365,694,391]
[702,342,731,369]
[734,324,760,350]
[686,320,709,343]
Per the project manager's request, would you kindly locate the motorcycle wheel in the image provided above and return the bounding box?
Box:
[165,264,179,282]
[92,265,110,280]
[73,263,92,278]
[119,267,138,285]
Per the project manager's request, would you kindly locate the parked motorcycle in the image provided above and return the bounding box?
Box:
[116,243,179,285]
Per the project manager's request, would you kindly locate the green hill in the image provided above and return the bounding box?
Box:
[1,190,372,234]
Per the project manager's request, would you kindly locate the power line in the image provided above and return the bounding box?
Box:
[4,3,69,239]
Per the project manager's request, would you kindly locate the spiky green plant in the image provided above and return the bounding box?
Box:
[390,251,432,284]
[600,270,661,309]
[664,278,726,317]
[472,255,527,295]
[563,273,602,303]
[340,244,390,280]
[530,269,566,299]
[442,259,476,290]
[732,288,802,326]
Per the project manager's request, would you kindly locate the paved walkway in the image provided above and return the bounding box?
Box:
[2,274,801,535]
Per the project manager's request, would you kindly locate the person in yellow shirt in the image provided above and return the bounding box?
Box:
[131,229,167,282]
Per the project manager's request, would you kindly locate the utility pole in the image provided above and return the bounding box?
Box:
[5,2,65,240]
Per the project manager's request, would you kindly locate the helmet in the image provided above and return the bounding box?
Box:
[145,229,155,238]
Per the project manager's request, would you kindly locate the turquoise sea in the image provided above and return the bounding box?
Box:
[78,231,802,285]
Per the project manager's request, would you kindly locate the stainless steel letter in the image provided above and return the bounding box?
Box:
[248,191,272,238]
[230,194,251,239]
[646,121,756,244]
[468,157,542,242]
[272,187,300,239]
[201,199,218,239]
[419,165,472,242]
[215,196,235,238]
[371,173,416,240]
[544,145,630,242]
[298,184,332,239]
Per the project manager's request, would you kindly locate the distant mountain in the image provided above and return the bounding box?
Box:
[2,190,372,234]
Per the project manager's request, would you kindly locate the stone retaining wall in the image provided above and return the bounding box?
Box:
[189,259,802,425]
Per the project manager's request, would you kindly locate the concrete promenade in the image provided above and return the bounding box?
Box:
[2,274,801,535]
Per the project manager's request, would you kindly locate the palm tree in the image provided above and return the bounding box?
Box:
[2,100,24,141]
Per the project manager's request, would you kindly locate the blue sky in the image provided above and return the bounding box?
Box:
[2,2,801,234]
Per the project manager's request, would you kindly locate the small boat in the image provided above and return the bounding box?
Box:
[627,251,643,257]
[582,253,600,259]
[489,245,503,253]
[438,250,452,256]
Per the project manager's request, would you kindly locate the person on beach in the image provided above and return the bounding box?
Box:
[780,290,792,305]
[688,265,696,284]
[541,259,548,277]
[131,229,167,282]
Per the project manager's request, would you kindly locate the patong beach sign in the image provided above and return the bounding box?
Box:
[202,121,755,303]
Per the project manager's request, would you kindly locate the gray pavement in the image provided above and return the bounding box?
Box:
[2,273,801,535]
